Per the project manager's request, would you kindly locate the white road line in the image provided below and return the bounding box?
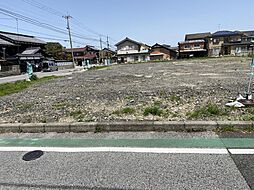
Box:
[0,147,228,154]
[228,149,254,155]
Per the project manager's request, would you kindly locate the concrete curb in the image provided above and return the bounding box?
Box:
[0,121,254,133]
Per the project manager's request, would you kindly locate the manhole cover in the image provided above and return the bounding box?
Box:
[22,150,44,161]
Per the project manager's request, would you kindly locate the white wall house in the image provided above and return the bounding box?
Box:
[115,37,150,63]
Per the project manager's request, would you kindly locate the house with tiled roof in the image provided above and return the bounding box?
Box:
[115,37,150,63]
[185,32,211,41]
[178,32,210,58]
[0,31,46,76]
[65,45,99,66]
[150,43,177,61]
[207,30,254,57]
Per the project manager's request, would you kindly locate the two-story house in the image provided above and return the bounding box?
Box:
[178,40,207,58]
[178,32,211,58]
[207,31,243,57]
[115,37,150,63]
[66,45,99,66]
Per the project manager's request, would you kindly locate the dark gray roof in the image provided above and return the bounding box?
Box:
[21,47,41,55]
[212,31,241,37]
[0,31,46,45]
[185,32,211,41]
[0,38,15,46]
[242,31,254,37]
[152,43,177,53]
[115,37,142,47]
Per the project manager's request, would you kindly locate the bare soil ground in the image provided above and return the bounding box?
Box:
[0,57,253,123]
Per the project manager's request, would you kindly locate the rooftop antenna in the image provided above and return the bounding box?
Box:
[218,24,221,31]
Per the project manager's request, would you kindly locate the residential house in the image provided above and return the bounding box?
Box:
[241,31,254,56]
[178,32,211,58]
[115,37,150,63]
[0,31,46,76]
[207,31,243,57]
[150,43,177,61]
[178,40,208,58]
[66,45,99,66]
[99,48,117,65]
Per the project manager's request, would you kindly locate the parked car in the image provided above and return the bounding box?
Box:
[42,61,58,72]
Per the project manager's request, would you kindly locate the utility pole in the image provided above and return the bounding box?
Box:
[100,37,103,50]
[63,15,75,68]
[106,36,110,65]
[16,18,20,53]
[100,37,103,64]
[107,36,109,49]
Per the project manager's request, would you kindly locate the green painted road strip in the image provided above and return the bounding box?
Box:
[0,138,254,148]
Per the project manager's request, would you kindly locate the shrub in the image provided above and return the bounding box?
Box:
[113,107,135,115]
[30,74,38,81]
[188,103,227,119]
[144,106,163,116]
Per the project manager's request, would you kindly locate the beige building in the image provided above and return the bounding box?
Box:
[115,37,150,63]
[208,31,254,57]
[150,43,177,61]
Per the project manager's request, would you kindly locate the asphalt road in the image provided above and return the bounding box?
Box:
[0,132,252,190]
[0,67,84,84]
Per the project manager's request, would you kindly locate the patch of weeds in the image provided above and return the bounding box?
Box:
[30,74,38,81]
[241,107,254,121]
[17,103,33,110]
[144,106,163,116]
[170,95,181,102]
[154,101,162,107]
[125,95,134,100]
[159,90,167,97]
[122,107,135,114]
[52,102,69,110]
[70,110,86,122]
[242,114,254,121]
[247,107,254,114]
[217,125,239,133]
[187,103,228,119]
[113,107,135,115]
[143,101,165,117]
[95,126,103,133]
[246,125,254,132]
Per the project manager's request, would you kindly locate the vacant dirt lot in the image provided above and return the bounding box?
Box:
[0,57,254,123]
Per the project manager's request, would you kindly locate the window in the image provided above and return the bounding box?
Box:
[213,38,219,44]
[236,47,241,53]
[194,44,201,49]
[184,45,190,49]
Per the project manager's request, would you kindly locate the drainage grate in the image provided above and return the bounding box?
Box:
[22,150,44,161]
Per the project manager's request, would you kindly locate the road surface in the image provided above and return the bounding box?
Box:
[0,67,84,84]
[0,132,252,190]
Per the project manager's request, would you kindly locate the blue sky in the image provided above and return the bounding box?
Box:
[0,0,254,48]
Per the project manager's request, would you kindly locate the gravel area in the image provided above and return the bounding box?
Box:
[0,57,253,123]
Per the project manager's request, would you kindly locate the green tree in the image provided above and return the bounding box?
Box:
[44,42,66,60]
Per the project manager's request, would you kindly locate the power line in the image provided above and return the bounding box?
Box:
[20,0,117,44]
[21,0,63,17]
[0,7,109,45]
